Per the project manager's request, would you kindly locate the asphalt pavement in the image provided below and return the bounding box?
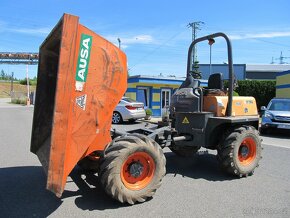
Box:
[0,105,289,218]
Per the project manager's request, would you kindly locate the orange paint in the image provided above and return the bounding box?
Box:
[31,14,127,197]
[121,152,156,190]
[203,96,258,117]
[238,137,257,166]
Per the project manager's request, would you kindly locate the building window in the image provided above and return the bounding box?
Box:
[137,87,150,107]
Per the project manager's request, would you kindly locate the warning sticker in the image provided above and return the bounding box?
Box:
[182,117,190,124]
[76,94,87,110]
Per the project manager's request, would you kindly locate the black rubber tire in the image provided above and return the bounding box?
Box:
[259,127,268,135]
[169,146,199,157]
[112,111,123,124]
[77,156,99,172]
[128,119,136,123]
[217,126,262,177]
[99,133,166,205]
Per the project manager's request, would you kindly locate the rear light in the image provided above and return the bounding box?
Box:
[125,105,137,110]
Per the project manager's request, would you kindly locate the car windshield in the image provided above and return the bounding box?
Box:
[268,100,290,111]
[122,97,137,103]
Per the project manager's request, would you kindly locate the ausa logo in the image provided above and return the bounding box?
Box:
[75,34,92,91]
[76,94,87,110]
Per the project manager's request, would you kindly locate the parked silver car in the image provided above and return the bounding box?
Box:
[260,98,290,134]
[112,97,146,124]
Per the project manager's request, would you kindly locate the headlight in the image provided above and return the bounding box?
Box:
[264,111,273,119]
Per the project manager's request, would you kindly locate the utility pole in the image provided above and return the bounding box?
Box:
[188,21,204,78]
[276,51,290,64]
[10,72,14,93]
[187,21,205,64]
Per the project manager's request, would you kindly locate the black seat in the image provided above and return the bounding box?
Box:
[204,73,225,96]
[208,73,223,89]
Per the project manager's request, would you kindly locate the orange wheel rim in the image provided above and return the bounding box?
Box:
[238,137,257,166]
[87,153,99,161]
[121,152,155,190]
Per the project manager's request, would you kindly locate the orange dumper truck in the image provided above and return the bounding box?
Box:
[31,14,262,205]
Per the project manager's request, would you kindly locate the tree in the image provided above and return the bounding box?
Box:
[191,61,202,79]
[0,69,5,80]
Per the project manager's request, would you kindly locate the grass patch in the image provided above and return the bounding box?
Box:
[0,82,36,98]
[11,98,27,105]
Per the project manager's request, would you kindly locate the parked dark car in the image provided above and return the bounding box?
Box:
[260,98,290,134]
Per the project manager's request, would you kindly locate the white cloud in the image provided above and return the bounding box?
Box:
[229,31,290,40]
[8,27,51,35]
[0,22,51,36]
[123,34,154,44]
[106,34,155,49]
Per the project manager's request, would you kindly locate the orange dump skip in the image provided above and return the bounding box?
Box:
[30,14,127,197]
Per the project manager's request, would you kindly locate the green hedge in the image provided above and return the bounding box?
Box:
[19,79,32,85]
[225,80,276,110]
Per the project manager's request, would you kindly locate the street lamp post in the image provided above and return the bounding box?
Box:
[26,64,30,105]
[117,38,121,50]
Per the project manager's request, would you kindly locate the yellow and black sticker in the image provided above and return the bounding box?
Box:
[182,116,190,124]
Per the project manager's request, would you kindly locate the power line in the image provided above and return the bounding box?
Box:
[129,28,187,72]
[187,21,205,64]
[254,38,290,48]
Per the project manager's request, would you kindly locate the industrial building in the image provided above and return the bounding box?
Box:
[199,64,290,80]
[276,70,290,98]
[246,64,290,80]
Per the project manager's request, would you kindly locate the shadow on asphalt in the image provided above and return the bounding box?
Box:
[0,166,62,218]
[165,151,237,182]
[112,120,143,126]
[63,167,130,211]
[0,166,129,217]
[0,153,236,217]
[260,129,290,139]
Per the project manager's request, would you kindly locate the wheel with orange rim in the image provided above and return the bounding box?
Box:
[99,134,166,205]
[218,126,262,177]
[238,137,257,166]
[121,152,155,190]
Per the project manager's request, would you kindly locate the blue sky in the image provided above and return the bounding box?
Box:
[0,0,290,79]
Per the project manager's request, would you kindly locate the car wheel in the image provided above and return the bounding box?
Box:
[128,119,136,123]
[259,127,268,135]
[112,111,123,124]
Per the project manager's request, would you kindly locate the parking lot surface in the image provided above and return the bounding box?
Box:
[0,106,289,218]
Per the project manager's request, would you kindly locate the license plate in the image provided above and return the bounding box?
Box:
[278,124,290,129]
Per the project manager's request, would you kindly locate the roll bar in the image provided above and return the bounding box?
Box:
[186,32,234,117]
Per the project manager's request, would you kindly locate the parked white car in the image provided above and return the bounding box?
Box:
[112,97,146,124]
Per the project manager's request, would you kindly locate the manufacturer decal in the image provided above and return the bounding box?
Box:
[76,94,87,110]
[182,116,190,124]
[75,34,92,91]
[217,99,224,107]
